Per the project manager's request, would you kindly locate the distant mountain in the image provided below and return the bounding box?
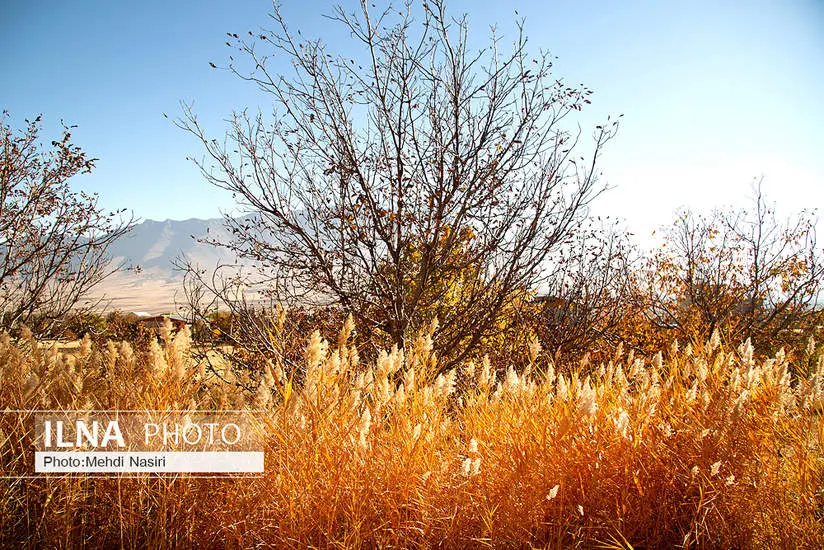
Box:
[86,217,245,314]
[107,217,240,278]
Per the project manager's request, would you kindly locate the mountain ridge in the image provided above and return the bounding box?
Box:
[107,216,233,277]
[86,216,244,314]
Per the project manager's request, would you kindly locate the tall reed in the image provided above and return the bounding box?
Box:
[1,319,822,548]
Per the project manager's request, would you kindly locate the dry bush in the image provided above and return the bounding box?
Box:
[0,113,134,336]
[628,181,824,360]
[1,319,823,548]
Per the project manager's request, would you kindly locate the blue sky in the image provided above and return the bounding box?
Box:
[2,0,822,240]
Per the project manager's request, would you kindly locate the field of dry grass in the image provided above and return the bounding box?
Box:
[1,319,823,548]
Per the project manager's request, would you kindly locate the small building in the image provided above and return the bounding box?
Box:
[135,315,188,332]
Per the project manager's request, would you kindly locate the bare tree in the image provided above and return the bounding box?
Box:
[536,218,636,360]
[0,113,134,334]
[180,0,618,366]
[641,178,823,352]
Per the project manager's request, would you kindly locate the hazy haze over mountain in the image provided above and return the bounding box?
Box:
[107,217,233,277]
[86,217,242,314]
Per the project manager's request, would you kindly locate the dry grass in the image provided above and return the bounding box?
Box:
[1,320,823,548]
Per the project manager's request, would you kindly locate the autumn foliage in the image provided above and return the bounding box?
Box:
[0,113,133,335]
[1,318,823,548]
[1,0,822,545]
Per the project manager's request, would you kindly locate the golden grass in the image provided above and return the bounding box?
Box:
[1,320,823,548]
